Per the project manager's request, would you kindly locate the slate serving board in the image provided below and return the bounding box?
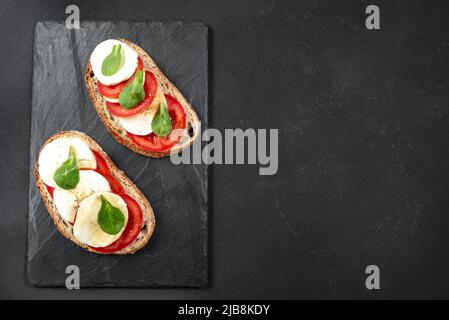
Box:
[27,21,208,287]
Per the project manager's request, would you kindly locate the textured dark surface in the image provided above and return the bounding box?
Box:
[1,0,449,299]
[28,22,208,287]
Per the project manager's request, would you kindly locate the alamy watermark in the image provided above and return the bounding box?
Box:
[171,128,279,176]
[65,5,80,30]
[365,265,380,290]
[365,5,380,30]
[65,264,80,289]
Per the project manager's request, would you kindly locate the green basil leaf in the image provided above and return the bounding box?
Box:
[118,69,146,109]
[53,146,80,190]
[101,44,124,76]
[97,195,125,235]
[151,103,173,137]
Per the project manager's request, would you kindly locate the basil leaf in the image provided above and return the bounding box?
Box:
[118,69,146,109]
[152,103,173,137]
[101,44,123,76]
[97,195,125,235]
[53,146,80,190]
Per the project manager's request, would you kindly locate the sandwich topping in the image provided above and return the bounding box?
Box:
[101,44,124,77]
[91,39,187,152]
[91,39,138,86]
[53,146,80,190]
[38,137,143,252]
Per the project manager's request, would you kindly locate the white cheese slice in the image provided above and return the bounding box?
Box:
[53,170,111,223]
[115,86,167,136]
[73,192,128,248]
[38,137,96,188]
[90,39,138,86]
[53,189,78,223]
[103,96,119,103]
[116,107,155,136]
[69,170,111,199]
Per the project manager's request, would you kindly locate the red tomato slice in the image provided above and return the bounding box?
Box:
[46,185,54,197]
[165,94,187,130]
[130,134,171,152]
[92,194,143,254]
[106,71,158,117]
[97,58,144,98]
[92,150,110,176]
[91,150,124,195]
[104,174,125,195]
[128,94,187,152]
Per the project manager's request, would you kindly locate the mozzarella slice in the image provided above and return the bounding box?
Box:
[115,86,167,136]
[38,137,96,188]
[53,170,111,223]
[53,189,78,223]
[116,107,155,136]
[103,96,119,103]
[73,192,128,248]
[66,170,111,201]
[91,39,138,86]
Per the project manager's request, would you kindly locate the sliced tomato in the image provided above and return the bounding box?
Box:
[92,194,143,254]
[104,174,125,195]
[46,185,54,197]
[165,94,187,130]
[129,134,168,152]
[91,150,124,195]
[92,150,110,176]
[97,58,144,98]
[106,71,158,117]
[128,94,187,152]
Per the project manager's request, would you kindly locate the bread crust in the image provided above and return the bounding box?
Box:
[34,130,156,255]
[85,39,201,158]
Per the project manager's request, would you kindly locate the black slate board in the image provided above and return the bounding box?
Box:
[27,21,208,287]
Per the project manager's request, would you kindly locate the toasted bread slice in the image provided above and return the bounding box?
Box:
[85,39,201,158]
[34,130,155,255]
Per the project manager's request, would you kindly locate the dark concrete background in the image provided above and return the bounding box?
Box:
[1,0,449,299]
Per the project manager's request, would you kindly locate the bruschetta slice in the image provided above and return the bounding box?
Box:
[85,39,201,158]
[34,130,155,254]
